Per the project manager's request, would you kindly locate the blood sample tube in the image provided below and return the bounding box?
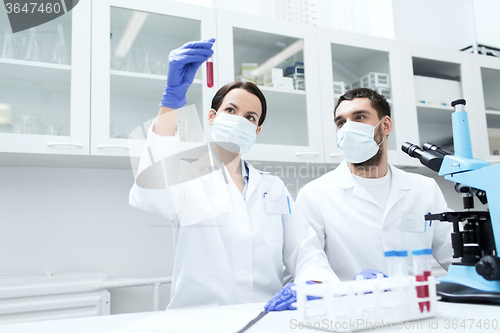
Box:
[412,249,427,313]
[206,56,214,88]
[422,248,433,311]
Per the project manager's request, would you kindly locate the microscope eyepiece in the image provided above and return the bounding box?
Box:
[451,99,466,107]
[401,142,423,158]
[422,142,454,156]
[401,142,448,173]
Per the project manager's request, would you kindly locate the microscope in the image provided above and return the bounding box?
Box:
[402,99,500,303]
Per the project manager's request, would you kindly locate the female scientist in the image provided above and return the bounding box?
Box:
[129,39,338,309]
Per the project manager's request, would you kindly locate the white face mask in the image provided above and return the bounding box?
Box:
[211,112,257,154]
[336,118,385,164]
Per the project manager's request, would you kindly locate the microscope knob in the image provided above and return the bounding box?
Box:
[475,256,500,281]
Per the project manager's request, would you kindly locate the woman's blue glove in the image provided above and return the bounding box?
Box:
[264,282,319,311]
[160,38,215,109]
[353,269,388,280]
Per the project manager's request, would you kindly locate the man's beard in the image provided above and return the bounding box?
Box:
[353,127,385,171]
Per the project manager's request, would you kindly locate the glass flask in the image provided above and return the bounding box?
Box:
[120,44,138,72]
[23,28,45,62]
[12,112,41,134]
[141,53,153,74]
[49,23,69,64]
[0,29,17,59]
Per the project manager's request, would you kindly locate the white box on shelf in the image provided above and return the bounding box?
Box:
[235,74,256,84]
[361,72,390,88]
[263,68,283,87]
[283,77,294,90]
[333,81,350,95]
[240,63,258,83]
[414,75,462,106]
[376,87,391,100]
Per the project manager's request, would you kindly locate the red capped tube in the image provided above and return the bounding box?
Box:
[206,56,214,88]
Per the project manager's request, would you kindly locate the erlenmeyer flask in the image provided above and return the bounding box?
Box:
[120,44,138,72]
[142,53,153,74]
[1,29,16,59]
[49,23,69,64]
[23,28,44,62]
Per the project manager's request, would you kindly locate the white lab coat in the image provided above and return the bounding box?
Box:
[296,161,453,281]
[129,126,338,309]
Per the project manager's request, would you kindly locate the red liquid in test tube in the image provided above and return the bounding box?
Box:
[206,56,214,88]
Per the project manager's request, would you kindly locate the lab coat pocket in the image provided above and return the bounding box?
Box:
[402,230,433,251]
[261,199,284,247]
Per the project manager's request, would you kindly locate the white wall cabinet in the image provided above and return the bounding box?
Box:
[316,28,408,166]
[0,1,499,166]
[91,0,216,158]
[216,10,325,163]
[0,0,91,155]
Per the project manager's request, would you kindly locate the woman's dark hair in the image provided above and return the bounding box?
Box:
[211,81,267,126]
[334,88,391,120]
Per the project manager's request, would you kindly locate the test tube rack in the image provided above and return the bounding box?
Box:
[295,276,439,332]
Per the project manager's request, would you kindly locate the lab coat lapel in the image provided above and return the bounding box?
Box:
[383,164,410,221]
[245,161,263,200]
[337,162,380,207]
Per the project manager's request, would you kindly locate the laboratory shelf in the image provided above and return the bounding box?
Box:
[110,71,202,101]
[486,110,500,115]
[415,102,452,110]
[0,59,71,92]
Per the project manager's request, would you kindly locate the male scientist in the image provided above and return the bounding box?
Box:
[296,88,453,280]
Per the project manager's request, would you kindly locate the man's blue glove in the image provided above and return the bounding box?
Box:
[264,282,319,311]
[353,269,388,280]
[160,38,215,109]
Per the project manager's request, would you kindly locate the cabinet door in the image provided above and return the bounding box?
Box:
[399,43,480,165]
[216,10,324,163]
[0,1,91,155]
[91,0,216,157]
[473,55,500,162]
[318,29,405,165]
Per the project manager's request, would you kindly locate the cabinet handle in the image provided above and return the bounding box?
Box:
[295,152,319,156]
[47,142,84,148]
[97,145,129,150]
[329,153,343,157]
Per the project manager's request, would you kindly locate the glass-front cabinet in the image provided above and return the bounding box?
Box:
[0,0,90,155]
[216,10,324,163]
[91,0,216,157]
[317,29,405,165]
[479,64,500,162]
[399,44,480,166]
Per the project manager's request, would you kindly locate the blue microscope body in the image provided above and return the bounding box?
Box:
[402,99,500,303]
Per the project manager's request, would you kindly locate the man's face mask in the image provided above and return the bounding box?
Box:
[336,118,385,164]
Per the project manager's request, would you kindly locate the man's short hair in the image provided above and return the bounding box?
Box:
[334,88,391,120]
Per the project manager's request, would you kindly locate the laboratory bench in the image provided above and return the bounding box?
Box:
[1,301,499,333]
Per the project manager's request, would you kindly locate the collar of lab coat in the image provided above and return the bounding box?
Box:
[335,161,410,191]
[335,161,411,214]
[245,160,264,199]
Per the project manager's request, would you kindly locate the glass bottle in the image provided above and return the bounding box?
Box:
[0,28,17,59]
[49,23,69,64]
[23,27,44,62]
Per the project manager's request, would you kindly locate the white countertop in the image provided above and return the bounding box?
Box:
[1,301,499,333]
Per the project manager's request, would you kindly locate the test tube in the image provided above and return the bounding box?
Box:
[412,249,428,313]
[395,250,409,276]
[384,251,397,277]
[206,56,214,88]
